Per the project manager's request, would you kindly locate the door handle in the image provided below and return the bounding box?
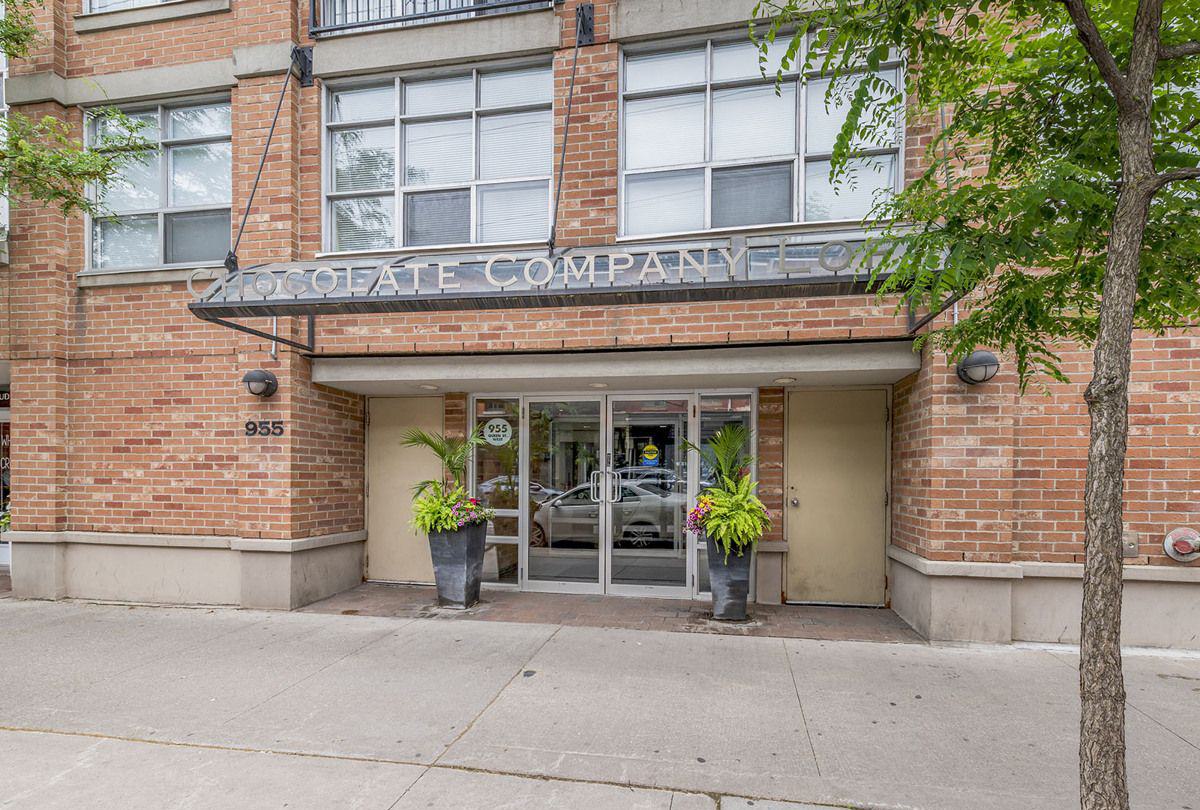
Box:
[589,471,602,503]
[608,470,622,502]
[790,497,799,507]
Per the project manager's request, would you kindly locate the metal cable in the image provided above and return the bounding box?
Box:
[230,51,296,261]
[548,12,585,253]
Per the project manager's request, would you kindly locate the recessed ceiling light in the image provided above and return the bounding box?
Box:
[588,383,608,389]
[417,384,440,391]
[774,377,797,384]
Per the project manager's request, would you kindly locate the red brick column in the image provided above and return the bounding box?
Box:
[553,0,618,248]
[230,70,367,541]
[756,387,785,543]
[444,394,469,440]
[5,102,78,533]
[892,348,1017,563]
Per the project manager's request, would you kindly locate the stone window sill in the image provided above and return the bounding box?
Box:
[77,266,222,288]
[74,0,231,34]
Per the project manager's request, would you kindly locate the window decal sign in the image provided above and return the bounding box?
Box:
[188,235,887,317]
[483,418,513,447]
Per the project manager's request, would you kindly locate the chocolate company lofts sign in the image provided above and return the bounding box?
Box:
[188,236,886,319]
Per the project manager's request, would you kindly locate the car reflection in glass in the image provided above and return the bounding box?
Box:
[531,480,686,549]
[475,476,562,504]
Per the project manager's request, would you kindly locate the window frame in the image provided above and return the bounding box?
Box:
[84,0,168,14]
[321,61,555,256]
[84,94,233,274]
[617,35,905,240]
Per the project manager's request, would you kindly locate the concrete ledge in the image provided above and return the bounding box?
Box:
[888,549,1013,644]
[232,530,367,553]
[9,530,366,610]
[74,0,231,34]
[888,545,1200,650]
[7,59,234,107]
[887,547,1200,584]
[232,42,298,80]
[755,547,783,605]
[887,545,1022,579]
[1018,561,1200,583]
[614,0,761,41]
[241,540,365,610]
[312,7,558,78]
[78,266,221,288]
[6,530,232,549]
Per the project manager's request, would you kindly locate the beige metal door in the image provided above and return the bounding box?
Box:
[366,397,443,583]
[785,389,888,605]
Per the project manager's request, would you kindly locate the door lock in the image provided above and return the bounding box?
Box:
[790,497,799,507]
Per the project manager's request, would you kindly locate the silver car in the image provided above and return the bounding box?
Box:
[531,480,685,548]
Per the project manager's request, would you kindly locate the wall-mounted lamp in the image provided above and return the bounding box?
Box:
[242,370,278,398]
[956,350,1000,385]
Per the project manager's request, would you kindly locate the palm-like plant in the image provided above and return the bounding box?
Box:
[400,426,486,497]
[684,423,753,487]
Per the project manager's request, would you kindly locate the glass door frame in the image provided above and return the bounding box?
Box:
[603,394,696,600]
[519,394,609,596]
[469,389,757,600]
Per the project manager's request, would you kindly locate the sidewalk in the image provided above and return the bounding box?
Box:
[1,599,1197,809]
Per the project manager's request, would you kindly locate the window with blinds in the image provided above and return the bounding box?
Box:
[620,38,902,237]
[88,99,232,272]
[324,65,553,252]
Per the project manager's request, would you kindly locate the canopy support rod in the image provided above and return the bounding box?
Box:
[548,3,593,254]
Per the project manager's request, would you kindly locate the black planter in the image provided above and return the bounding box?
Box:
[428,522,487,608]
[706,533,753,621]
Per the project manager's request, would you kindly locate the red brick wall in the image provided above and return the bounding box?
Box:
[1010,334,1200,567]
[756,388,785,544]
[4,1,364,541]
[893,335,1200,569]
[553,0,618,246]
[4,0,1198,575]
[314,296,910,355]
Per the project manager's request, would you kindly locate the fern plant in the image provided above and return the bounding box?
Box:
[401,427,494,534]
[703,473,770,560]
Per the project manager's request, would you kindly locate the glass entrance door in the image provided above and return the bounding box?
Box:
[509,393,726,598]
[523,399,605,592]
[606,398,692,596]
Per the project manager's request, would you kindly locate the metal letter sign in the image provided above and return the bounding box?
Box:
[188,236,887,321]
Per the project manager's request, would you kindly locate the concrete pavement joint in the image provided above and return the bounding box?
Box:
[1036,643,1200,751]
[0,724,866,809]
[384,761,431,810]
[782,639,823,779]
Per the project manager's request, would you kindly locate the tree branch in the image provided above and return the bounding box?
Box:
[1160,41,1200,60]
[1153,167,1200,189]
[1058,0,1132,108]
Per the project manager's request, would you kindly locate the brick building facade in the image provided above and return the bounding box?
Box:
[1,0,1196,646]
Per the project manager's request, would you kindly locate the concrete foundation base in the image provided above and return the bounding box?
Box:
[754,543,786,605]
[888,545,1200,650]
[8,530,365,609]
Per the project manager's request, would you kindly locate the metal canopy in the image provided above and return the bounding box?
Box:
[187,237,886,321]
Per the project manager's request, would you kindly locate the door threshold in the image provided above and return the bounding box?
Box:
[784,600,887,608]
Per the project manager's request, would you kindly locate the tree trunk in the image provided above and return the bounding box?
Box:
[1078,168,1152,809]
